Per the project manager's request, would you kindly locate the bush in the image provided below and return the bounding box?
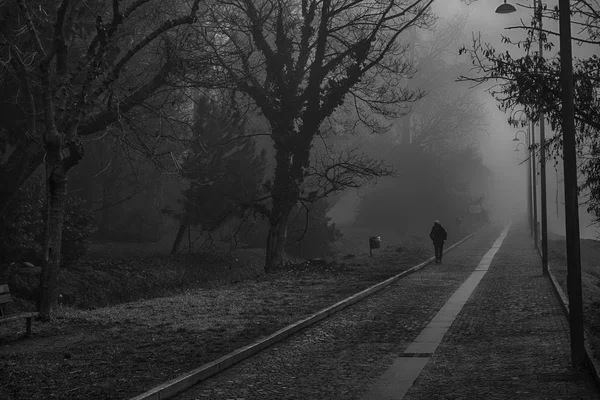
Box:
[0,173,96,267]
[286,200,341,259]
[97,207,163,243]
[61,196,97,265]
[239,199,341,260]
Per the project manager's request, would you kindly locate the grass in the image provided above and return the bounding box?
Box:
[548,236,600,360]
[0,233,439,400]
[4,225,598,400]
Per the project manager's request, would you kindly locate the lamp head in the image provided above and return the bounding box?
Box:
[495,0,517,14]
[512,137,520,141]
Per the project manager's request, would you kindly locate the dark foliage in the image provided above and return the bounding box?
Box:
[172,96,267,234]
[286,200,342,259]
[241,199,341,259]
[0,173,96,267]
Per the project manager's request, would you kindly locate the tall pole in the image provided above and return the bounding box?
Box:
[517,127,534,236]
[537,0,548,275]
[558,0,585,368]
[531,121,538,245]
[527,129,533,237]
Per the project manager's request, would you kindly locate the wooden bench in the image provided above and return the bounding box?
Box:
[0,284,39,336]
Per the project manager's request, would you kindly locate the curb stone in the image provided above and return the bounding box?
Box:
[130,232,477,400]
[547,265,600,389]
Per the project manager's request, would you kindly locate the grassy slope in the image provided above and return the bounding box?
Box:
[548,237,600,360]
[0,232,439,400]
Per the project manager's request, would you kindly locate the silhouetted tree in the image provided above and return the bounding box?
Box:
[0,0,202,318]
[389,14,488,151]
[190,0,435,271]
[286,199,341,259]
[170,96,267,254]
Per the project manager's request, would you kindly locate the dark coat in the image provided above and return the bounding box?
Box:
[430,224,447,244]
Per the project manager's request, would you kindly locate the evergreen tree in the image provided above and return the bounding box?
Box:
[171,97,266,253]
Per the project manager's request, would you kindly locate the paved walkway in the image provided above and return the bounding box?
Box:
[367,221,600,399]
[172,222,600,400]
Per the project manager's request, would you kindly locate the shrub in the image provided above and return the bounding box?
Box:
[239,199,341,260]
[61,196,96,265]
[0,173,96,267]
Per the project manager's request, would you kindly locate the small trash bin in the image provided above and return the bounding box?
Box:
[369,236,381,249]
[369,236,381,257]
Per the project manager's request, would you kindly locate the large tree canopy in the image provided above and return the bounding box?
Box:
[169,94,267,254]
[0,0,202,215]
[183,0,436,270]
[0,0,202,318]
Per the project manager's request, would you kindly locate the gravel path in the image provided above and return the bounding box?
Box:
[172,225,505,400]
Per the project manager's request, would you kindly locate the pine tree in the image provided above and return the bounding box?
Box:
[171,97,266,253]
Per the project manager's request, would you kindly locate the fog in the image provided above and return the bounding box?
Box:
[328,0,599,241]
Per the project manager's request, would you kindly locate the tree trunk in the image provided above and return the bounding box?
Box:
[264,122,308,272]
[37,164,68,320]
[265,207,292,272]
[170,217,189,255]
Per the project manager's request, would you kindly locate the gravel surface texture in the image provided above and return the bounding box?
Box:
[403,222,600,400]
[172,225,506,400]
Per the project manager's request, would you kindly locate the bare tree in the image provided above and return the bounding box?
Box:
[2,0,202,318]
[188,0,435,271]
[392,13,488,151]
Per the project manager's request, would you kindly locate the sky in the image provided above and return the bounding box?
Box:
[329,0,600,239]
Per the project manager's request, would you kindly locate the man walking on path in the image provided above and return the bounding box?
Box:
[430,220,447,263]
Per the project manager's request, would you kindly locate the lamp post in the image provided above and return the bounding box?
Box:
[558,0,585,368]
[530,120,538,245]
[513,111,539,244]
[495,0,585,369]
[513,130,533,237]
[535,0,549,277]
[495,0,548,275]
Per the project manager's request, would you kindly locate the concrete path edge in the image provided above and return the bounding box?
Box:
[130,233,477,400]
[547,265,600,389]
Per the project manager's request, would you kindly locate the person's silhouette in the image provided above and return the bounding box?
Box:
[429,220,448,264]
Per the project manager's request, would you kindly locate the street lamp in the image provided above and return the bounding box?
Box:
[496,0,585,368]
[514,130,533,237]
[512,111,538,245]
[495,0,548,275]
[495,0,517,14]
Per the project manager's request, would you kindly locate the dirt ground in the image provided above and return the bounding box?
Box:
[2,228,599,400]
[0,234,435,400]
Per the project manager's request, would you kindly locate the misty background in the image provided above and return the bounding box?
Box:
[329,0,598,244]
[4,0,596,274]
[66,0,600,256]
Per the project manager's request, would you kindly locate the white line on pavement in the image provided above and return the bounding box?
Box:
[360,222,512,400]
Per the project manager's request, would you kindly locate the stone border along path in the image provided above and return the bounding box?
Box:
[359,222,512,400]
[130,232,477,400]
